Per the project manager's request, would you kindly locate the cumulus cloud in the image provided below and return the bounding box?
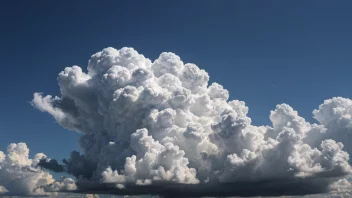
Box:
[0,143,76,196]
[45,177,77,192]
[0,186,8,194]
[329,177,352,192]
[84,194,100,198]
[30,47,352,196]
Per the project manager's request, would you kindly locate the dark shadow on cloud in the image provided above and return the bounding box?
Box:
[37,156,347,197]
[62,151,97,179]
[37,151,96,178]
[65,177,338,198]
[38,159,65,173]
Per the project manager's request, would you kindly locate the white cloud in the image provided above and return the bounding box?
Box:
[84,194,100,198]
[0,186,8,194]
[31,47,352,195]
[0,143,76,196]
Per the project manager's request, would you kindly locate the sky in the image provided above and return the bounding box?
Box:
[1,0,352,170]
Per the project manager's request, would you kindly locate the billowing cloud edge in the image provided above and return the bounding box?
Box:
[0,142,77,196]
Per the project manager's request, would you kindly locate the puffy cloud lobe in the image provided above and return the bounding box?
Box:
[330,177,352,192]
[152,52,184,78]
[84,194,100,198]
[0,143,76,196]
[31,47,352,195]
[45,178,77,192]
[102,128,198,187]
[0,186,8,194]
[310,97,352,156]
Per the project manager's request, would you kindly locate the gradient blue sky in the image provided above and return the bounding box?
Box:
[1,0,351,161]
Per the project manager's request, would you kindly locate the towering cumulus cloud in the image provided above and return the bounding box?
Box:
[31,47,352,196]
[0,143,76,196]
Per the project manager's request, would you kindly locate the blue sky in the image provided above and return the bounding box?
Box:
[1,0,351,161]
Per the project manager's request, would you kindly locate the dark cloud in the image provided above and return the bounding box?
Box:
[38,158,65,173]
[66,177,336,197]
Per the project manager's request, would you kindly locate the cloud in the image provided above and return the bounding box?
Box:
[83,194,100,198]
[329,177,352,192]
[0,143,76,196]
[45,177,77,192]
[38,158,65,172]
[30,47,352,196]
[0,186,8,194]
[64,178,343,197]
